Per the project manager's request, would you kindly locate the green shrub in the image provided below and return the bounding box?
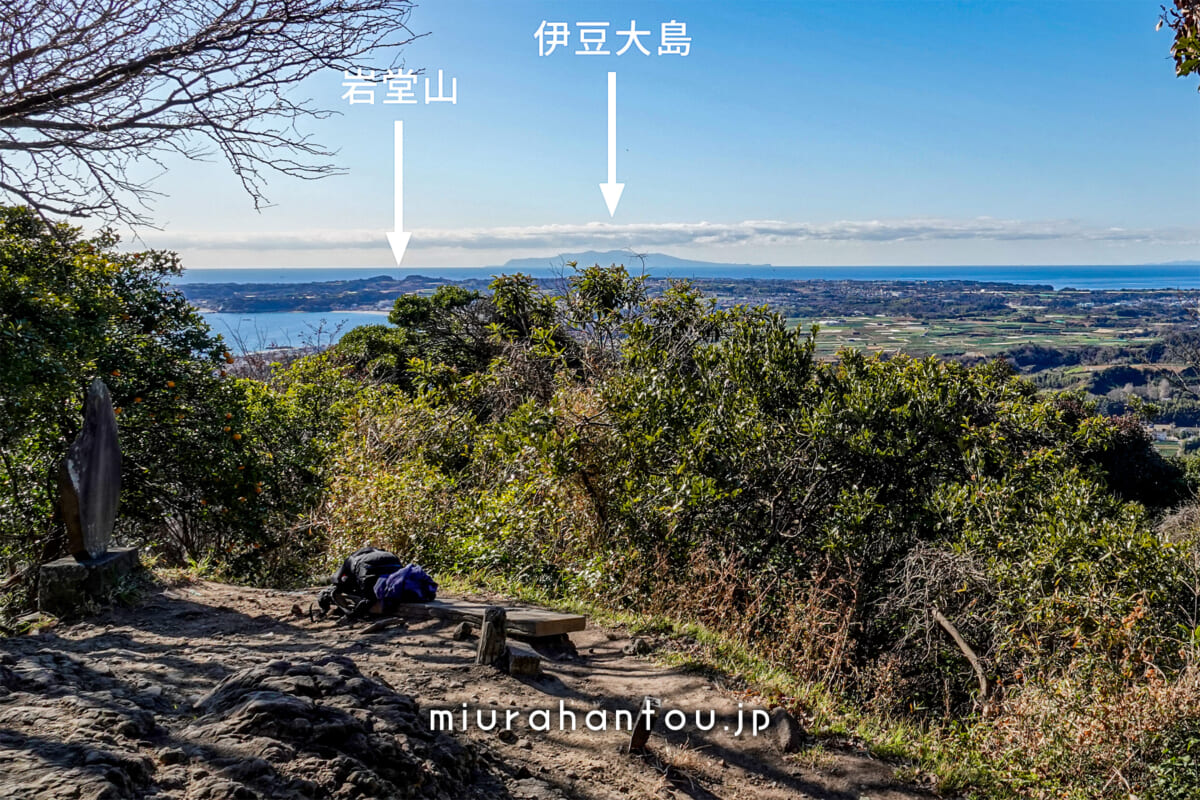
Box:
[1148,722,1200,800]
[0,206,332,600]
[299,270,1190,714]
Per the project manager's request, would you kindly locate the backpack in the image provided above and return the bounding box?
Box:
[374,563,438,607]
[333,546,403,598]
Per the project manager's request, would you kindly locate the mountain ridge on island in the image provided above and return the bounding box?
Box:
[492,250,772,272]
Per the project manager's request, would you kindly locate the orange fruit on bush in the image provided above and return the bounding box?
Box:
[223,426,231,432]
[167,381,175,388]
[232,433,242,441]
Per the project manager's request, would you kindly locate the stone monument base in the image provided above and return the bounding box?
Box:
[38,547,141,617]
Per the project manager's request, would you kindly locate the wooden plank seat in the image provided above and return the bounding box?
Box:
[387,598,586,638]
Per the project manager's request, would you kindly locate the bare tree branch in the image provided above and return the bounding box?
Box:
[931,605,990,702]
[0,0,422,225]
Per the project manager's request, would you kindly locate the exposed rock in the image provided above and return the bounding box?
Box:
[158,747,188,765]
[182,656,485,798]
[504,644,541,677]
[621,638,651,656]
[769,707,806,754]
[512,777,565,800]
[38,547,141,618]
[0,649,505,800]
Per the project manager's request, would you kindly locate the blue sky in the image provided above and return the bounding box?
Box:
[142,1,1200,268]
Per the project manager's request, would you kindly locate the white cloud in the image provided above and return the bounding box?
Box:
[140,217,1200,252]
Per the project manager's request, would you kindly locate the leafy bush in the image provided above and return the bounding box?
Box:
[1147,722,1200,800]
[303,269,1192,712]
[0,206,332,601]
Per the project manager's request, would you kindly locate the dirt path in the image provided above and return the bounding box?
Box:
[0,578,935,800]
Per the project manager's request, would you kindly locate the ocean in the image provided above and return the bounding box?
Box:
[178,264,1200,291]
[183,263,1200,349]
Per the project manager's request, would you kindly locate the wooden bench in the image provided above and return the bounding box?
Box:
[389,598,586,638]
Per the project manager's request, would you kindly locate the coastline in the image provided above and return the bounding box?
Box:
[177,263,1200,292]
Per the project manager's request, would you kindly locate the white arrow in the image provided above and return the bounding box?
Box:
[599,71,624,217]
[386,120,411,265]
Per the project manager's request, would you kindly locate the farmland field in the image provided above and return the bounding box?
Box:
[786,315,1172,358]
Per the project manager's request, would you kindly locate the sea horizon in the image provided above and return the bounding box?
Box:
[179,263,1200,292]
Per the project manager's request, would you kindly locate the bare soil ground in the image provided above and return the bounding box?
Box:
[0,578,937,800]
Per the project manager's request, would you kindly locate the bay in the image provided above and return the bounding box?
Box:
[202,310,390,351]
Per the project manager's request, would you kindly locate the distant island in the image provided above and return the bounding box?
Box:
[490,250,772,272]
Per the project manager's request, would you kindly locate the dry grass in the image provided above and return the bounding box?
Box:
[651,739,721,796]
[962,658,1200,797]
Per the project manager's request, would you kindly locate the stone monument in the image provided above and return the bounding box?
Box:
[38,378,140,616]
